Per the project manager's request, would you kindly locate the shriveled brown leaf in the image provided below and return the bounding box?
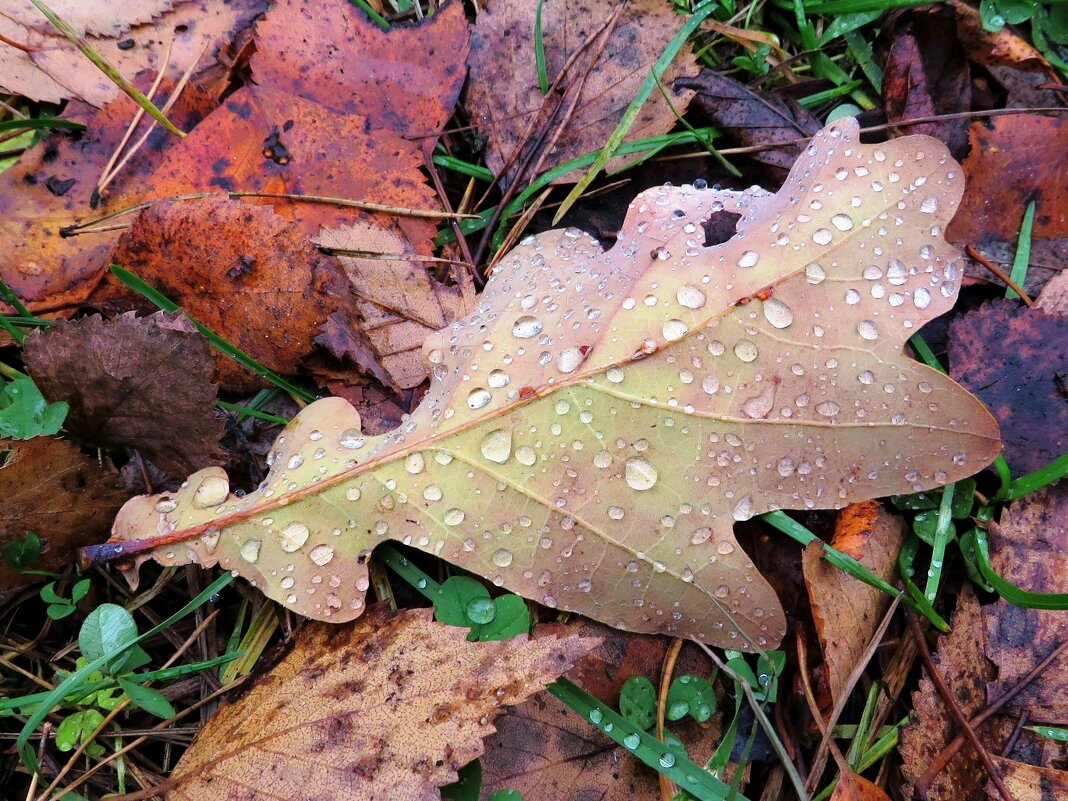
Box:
[109,196,356,392]
[316,223,474,390]
[982,484,1068,721]
[882,7,971,157]
[803,501,905,706]
[949,299,1067,474]
[676,69,823,179]
[23,311,225,475]
[0,437,127,590]
[948,0,1057,76]
[989,757,1068,801]
[899,588,994,801]
[0,0,264,105]
[482,620,719,801]
[948,115,1068,295]
[0,82,216,311]
[101,120,1000,649]
[251,0,470,150]
[163,604,596,801]
[465,0,698,187]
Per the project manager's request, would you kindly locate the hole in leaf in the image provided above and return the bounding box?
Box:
[702,211,742,247]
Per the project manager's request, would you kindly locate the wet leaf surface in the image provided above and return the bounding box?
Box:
[164,604,595,801]
[949,298,1067,475]
[23,311,226,475]
[464,0,698,187]
[677,69,823,180]
[802,500,905,705]
[104,121,999,649]
[0,437,127,591]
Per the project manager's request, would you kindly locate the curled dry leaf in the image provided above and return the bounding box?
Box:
[802,501,905,706]
[109,197,356,392]
[465,0,698,187]
[23,311,226,475]
[0,437,127,591]
[162,604,596,801]
[0,0,265,105]
[100,120,1000,649]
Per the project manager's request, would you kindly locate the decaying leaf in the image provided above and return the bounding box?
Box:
[830,769,892,801]
[949,299,1067,474]
[948,114,1068,295]
[162,604,595,801]
[803,501,905,705]
[465,0,698,187]
[109,197,357,392]
[0,437,127,590]
[0,0,264,105]
[483,620,718,800]
[23,311,226,475]
[100,120,1000,649]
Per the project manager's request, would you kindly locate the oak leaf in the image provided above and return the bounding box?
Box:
[23,311,226,475]
[99,120,1000,650]
[160,604,595,801]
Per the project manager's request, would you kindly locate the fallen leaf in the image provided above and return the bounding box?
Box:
[803,501,905,706]
[949,299,1067,474]
[23,311,226,476]
[108,196,357,392]
[676,69,823,179]
[482,620,719,801]
[100,120,1000,649]
[0,0,264,105]
[982,484,1068,721]
[881,8,972,157]
[989,757,1068,801]
[948,0,1057,76]
[899,588,994,801]
[465,0,698,187]
[830,770,892,801]
[0,437,127,590]
[162,604,596,801]
[948,115,1068,295]
[0,80,216,311]
[251,0,470,150]
[317,223,475,391]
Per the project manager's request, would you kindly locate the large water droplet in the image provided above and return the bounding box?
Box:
[339,428,363,449]
[480,428,513,464]
[405,452,425,474]
[920,196,939,214]
[857,320,879,341]
[761,298,793,328]
[606,365,625,383]
[816,400,841,417]
[741,386,775,419]
[831,213,854,231]
[423,485,443,502]
[192,474,229,509]
[625,457,658,491]
[737,250,759,268]
[663,319,688,341]
[805,263,827,284]
[467,388,492,409]
[623,733,641,749]
[492,547,514,568]
[512,315,543,338]
[676,284,706,309]
[444,508,466,526]
[732,496,755,521]
[240,539,261,563]
[914,287,932,309]
[309,544,334,566]
[702,374,720,395]
[594,450,612,469]
[812,228,833,246]
[659,753,677,768]
[279,522,310,552]
[734,340,758,362]
[488,369,510,388]
[557,346,583,373]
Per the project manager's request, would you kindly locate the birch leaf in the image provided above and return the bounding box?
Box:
[99,119,1000,650]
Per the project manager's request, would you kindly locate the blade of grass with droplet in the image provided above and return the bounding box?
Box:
[552,0,719,224]
[1006,200,1035,300]
[111,265,316,403]
[922,483,955,603]
[535,0,549,95]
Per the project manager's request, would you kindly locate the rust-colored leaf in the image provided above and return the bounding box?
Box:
[251,0,470,150]
[0,0,264,105]
[483,620,719,801]
[100,120,1000,649]
[803,501,905,706]
[162,604,595,801]
[948,115,1068,295]
[0,437,127,590]
[990,757,1068,801]
[23,311,226,475]
[108,196,357,392]
[830,770,892,801]
[949,299,1067,475]
[464,0,698,187]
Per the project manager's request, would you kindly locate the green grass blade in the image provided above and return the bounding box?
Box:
[552,0,718,223]
[996,453,1068,502]
[0,278,33,319]
[432,154,495,182]
[548,678,746,801]
[1006,200,1035,300]
[215,400,291,425]
[973,525,1068,609]
[111,266,316,403]
[923,483,955,603]
[535,0,550,95]
[0,117,85,135]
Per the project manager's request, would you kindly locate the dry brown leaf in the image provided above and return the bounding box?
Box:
[982,484,1068,721]
[899,588,994,801]
[251,0,470,149]
[483,620,719,800]
[465,0,699,187]
[0,0,264,105]
[0,437,127,590]
[803,501,905,706]
[162,604,596,801]
[23,311,226,475]
[989,756,1068,801]
[108,196,357,392]
[97,120,1000,650]
[317,223,475,390]
[830,770,892,801]
[948,0,1057,76]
